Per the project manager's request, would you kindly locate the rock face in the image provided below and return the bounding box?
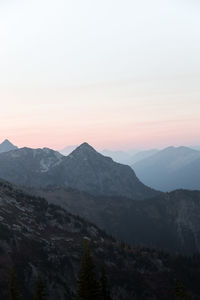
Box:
[0,143,157,199]
[133,146,200,191]
[0,147,64,187]
[30,187,200,254]
[1,180,200,300]
[0,139,18,153]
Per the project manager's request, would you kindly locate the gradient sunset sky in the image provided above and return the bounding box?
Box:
[0,0,200,150]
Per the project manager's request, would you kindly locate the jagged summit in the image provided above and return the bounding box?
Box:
[0,139,18,153]
[59,143,96,156]
[2,139,10,144]
[72,142,97,153]
[69,142,102,160]
[1,139,14,147]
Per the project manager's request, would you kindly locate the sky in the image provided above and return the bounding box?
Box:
[0,0,200,150]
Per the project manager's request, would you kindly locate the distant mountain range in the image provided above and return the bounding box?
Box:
[59,144,78,155]
[3,140,200,193]
[101,148,159,165]
[101,149,137,164]
[133,146,200,191]
[59,146,159,164]
[0,139,18,153]
[128,149,159,164]
[0,142,157,199]
[191,145,200,151]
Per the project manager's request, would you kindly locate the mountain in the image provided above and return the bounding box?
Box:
[30,186,200,254]
[1,180,200,299]
[130,149,159,164]
[0,147,65,187]
[57,143,157,199]
[59,145,78,156]
[101,148,159,165]
[100,149,134,164]
[191,145,200,151]
[132,146,200,191]
[0,143,157,199]
[0,139,18,153]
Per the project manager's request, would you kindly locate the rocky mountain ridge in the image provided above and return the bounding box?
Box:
[0,179,200,299]
[0,143,157,199]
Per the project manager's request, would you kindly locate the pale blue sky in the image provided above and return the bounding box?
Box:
[0,0,199,149]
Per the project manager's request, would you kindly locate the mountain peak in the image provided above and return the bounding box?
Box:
[161,146,197,155]
[1,139,13,145]
[73,142,97,153]
[162,146,175,152]
[0,139,18,153]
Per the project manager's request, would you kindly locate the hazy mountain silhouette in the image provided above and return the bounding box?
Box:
[130,149,159,164]
[59,144,78,155]
[133,146,200,191]
[101,148,159,165]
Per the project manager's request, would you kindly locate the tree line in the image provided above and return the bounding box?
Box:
[3,241,189,300]
[4,241,111,300]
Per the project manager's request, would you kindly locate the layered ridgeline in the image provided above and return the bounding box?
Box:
[1,180,200,299]
[101,149,159,165]
[133,146,200,192]
[1,142,200,254]
[0,143,157,199]
[32,187,200,254]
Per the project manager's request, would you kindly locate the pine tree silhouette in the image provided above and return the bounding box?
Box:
[100,265,111,300]
[33,274,47,300]
[174,280,187,299]
[6,267,20,300]
[77,241,100,300]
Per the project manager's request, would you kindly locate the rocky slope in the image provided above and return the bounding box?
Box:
[0,147,64,187]
[30,187,200,254]
[0,180,200,299]
[0,143,157,199]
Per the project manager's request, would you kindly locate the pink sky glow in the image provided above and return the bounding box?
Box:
[1,0,200,150]
[0,79,200,151]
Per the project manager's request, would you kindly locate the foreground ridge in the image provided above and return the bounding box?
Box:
[0,180,200,299]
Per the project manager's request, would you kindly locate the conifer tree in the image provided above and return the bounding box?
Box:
[100,265,111,300]
[174,280,187,299]
[33,274,47,300]
[77,241,100,300]
[6,267,20,300]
